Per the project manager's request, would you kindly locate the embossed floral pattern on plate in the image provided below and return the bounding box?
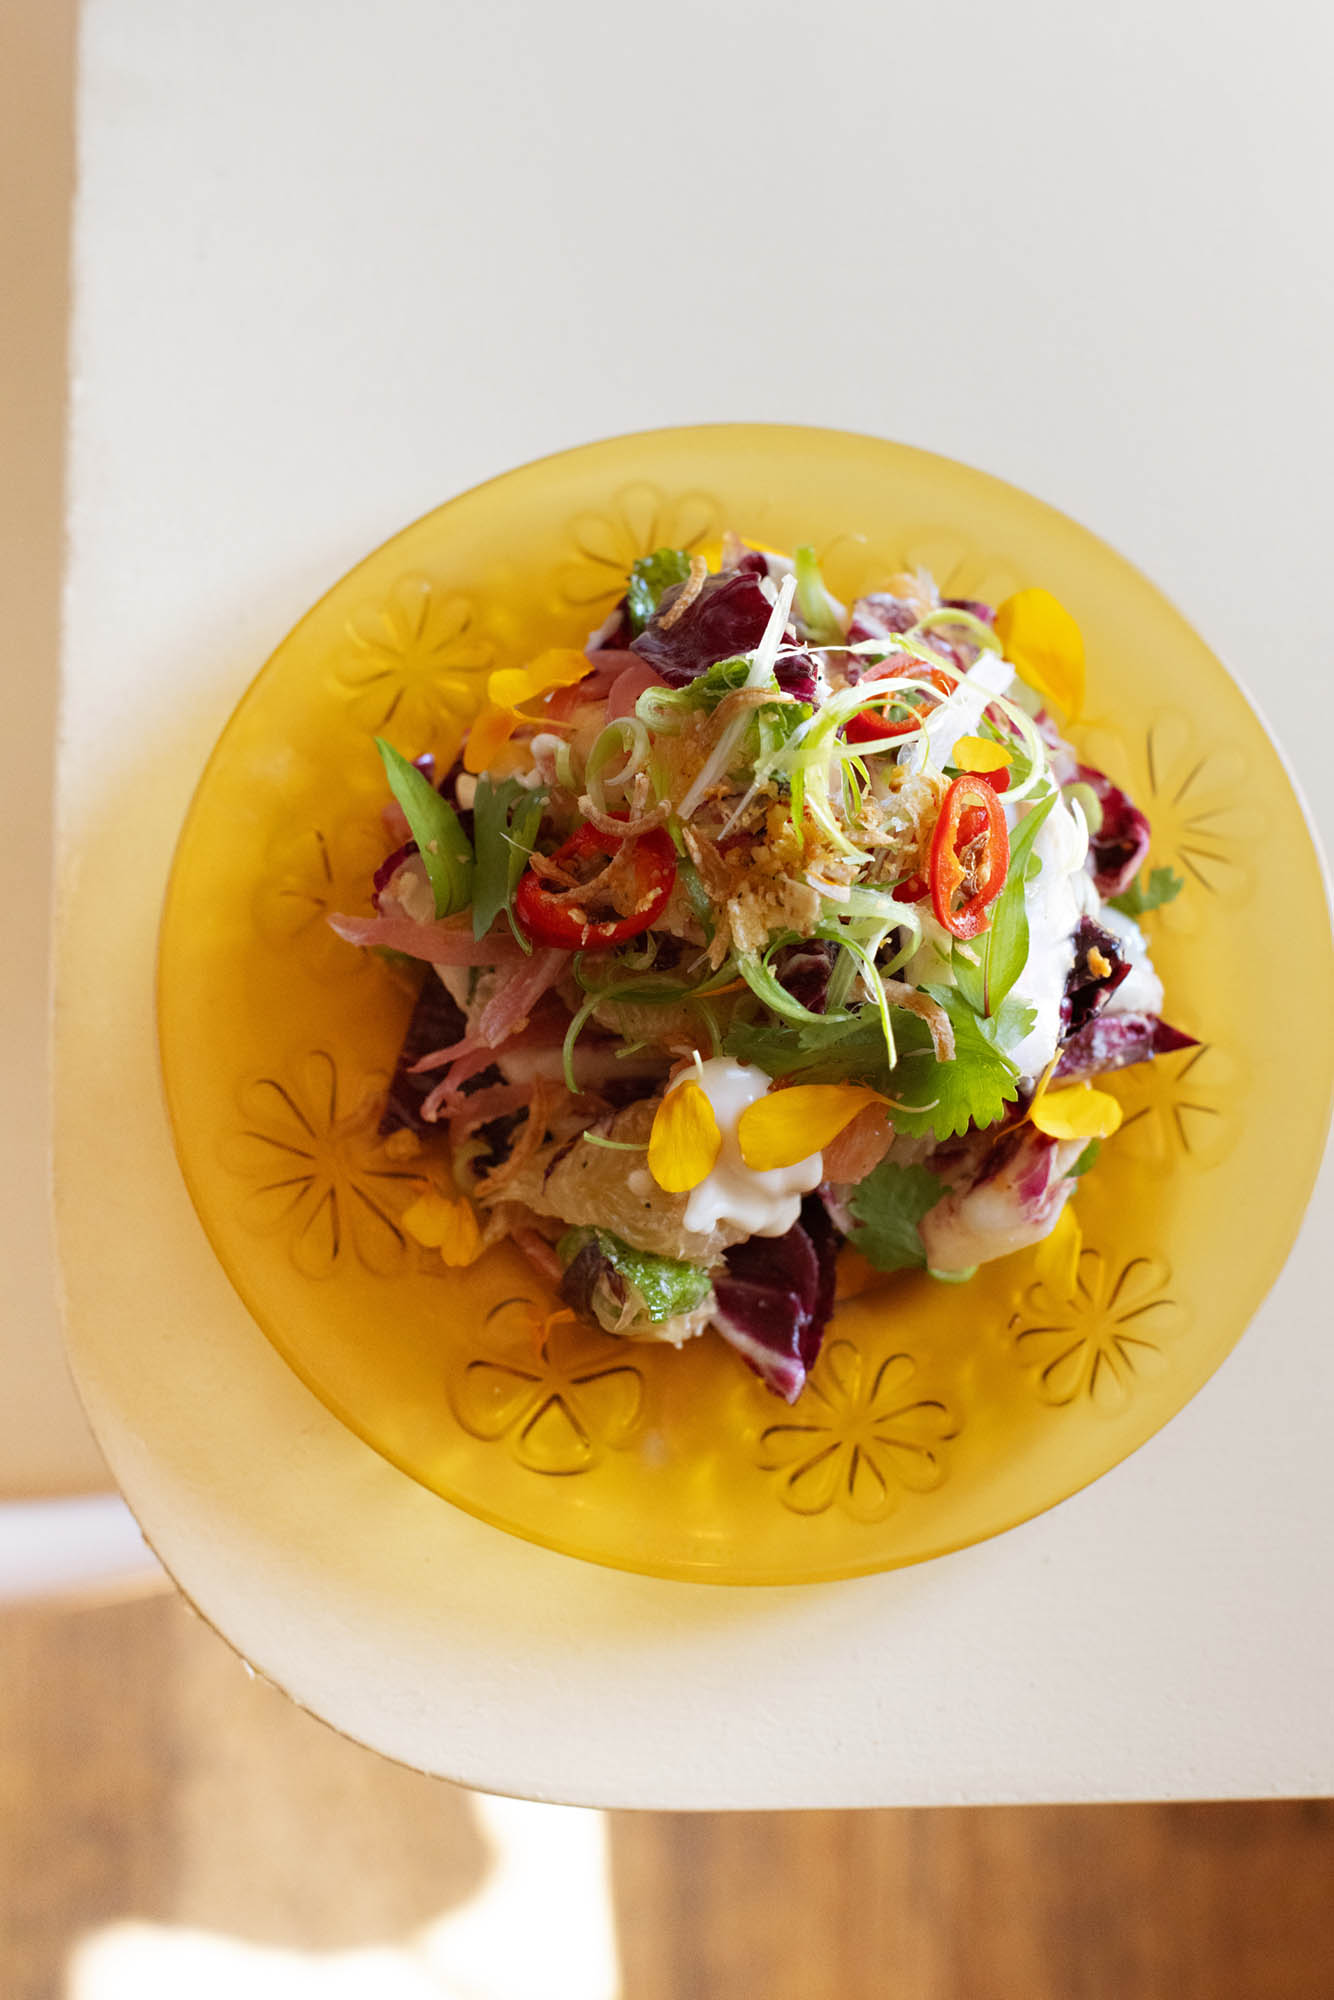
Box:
[1077,709,1264,915]
[335,572,493,753]
[558,482,720,611]
[1010,1251,1188,1415]
[449,1303,646,1475]
[756,1341,957,1523]
[220,1050,420,1278]
[253,815,388,976]
[1111,1040,1239,1174]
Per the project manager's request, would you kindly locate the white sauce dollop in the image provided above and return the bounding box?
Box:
[1004,794,1100,1078]
[682,1058,824,1240]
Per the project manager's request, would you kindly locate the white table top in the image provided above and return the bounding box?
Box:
[52,0,1332,1806]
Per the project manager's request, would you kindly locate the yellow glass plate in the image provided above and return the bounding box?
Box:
[158,425,1332,1584]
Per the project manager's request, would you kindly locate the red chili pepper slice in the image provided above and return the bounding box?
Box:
[844,665,954,743]
[929,773,1010,939]
[514,817,677,950]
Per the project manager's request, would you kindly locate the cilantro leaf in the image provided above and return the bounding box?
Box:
[374,738,473,917]
[470,775,546,943]
[886,987,1022,1140]
[723,1005,885,1080]
[1109,865,1184,918]
[846,1161,946,1273]
[724,987,1022,1144]
[626,548,693,634]
[978,997,1038,1055]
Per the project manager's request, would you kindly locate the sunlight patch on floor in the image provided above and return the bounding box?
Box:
[67,1793,621,2000]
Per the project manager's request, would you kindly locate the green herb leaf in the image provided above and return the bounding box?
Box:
[793,545,844,644]
[558,1227,712,1325]
[471,775,546,942]
[724,987,1021,1145]
[976,787,1059,1015]
[752,699,812,763]
[691,656,761,706]
[374,738,473,918]
[1108,865,1185,918]
[724,1004,889,1080]
[846,1160,947,1273]
[1069,1139,1102,1177]
[626,547,693,634]
[886,988,1022,1140]
[978,998,1038,1056]
[951,942,986,1014]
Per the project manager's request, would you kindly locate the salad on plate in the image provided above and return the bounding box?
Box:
[329,536,1192,1401]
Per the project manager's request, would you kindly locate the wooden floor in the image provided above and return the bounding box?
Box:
[2,1589,1332,1999]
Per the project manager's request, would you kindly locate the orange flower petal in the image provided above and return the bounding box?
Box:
[994,588,1086,720]
[463,704,519,774]
[737,1083,884,1172]
[1030,1083,1123,1141]
[647,1081,722,1194]
[488,648,593,709]
[403,1191,482,1265]
[953,734,1013,773]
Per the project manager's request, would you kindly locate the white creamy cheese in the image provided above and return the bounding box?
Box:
[681,1058,823,1240]
[1004,795,1100,1078]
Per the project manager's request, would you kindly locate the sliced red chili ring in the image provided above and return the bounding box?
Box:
[844,665,954,743]
[892,873,929,903]
[929,773,1010,940]
[513,816,677,950]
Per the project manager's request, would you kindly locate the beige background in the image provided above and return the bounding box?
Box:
[0,0,107,1495]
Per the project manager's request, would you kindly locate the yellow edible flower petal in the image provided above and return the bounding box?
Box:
[487,648,593,709]
[1034,1202,1083,1296]
[647,1081,722,1194]
[1030,1083,1123,1141]
[402,1190,482,1266]
[464,650,594,774]
[954,734,1013,774]
[994,588,1086,720]
[737,1083,884,1172]
[463,704,519,774]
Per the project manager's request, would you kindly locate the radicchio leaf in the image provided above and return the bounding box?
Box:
[711,1197,838,1403]
[1077,763,1152,897]
[631,570,814,699]
[1060,916,1131,1036]
[1053,1012,1199,1083]
[846,593,920,644]
[772,938,836,1014]
[558,1237,628,1328]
